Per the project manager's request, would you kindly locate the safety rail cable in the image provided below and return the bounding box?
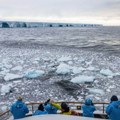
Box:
[0,102,109,118]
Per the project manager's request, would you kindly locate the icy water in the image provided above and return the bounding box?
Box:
[0,27,120,110]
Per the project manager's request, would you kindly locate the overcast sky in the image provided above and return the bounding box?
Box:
[0,0,120,25]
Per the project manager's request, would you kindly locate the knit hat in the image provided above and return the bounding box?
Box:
[17,96,23,101]
[111,95,118,102]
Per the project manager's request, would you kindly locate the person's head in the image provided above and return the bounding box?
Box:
[110,95,118,102]
[85,98,92,106]
[61,102,70,112]
[38,104,44,111]
[17,96,23,101]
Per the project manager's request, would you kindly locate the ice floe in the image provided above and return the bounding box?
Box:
[88,88,104,95]
[71,75,95,84]
[1,105,8,112]
[58,56,72,62]
[100,69,114,77]
[11,66,23,71]
[72,67,86,74]
[86,66,96,71]
[25,69,45,79]
[4,73,23,81]
[0,69,10,76]
[56,63,72,75]
[1,84,12,95]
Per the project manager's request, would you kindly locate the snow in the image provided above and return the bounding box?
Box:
[8,114,106,120]
[1,84,12,95]
[25,69,45,79]
[71,75,95,84]
[4,73,23,81]
[56,63,72,75]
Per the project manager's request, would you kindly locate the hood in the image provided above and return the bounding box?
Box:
[85,98,92,105]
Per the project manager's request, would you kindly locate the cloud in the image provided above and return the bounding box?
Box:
[0,0,120,25]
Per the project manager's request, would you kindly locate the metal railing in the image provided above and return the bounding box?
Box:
[0,102,109,119]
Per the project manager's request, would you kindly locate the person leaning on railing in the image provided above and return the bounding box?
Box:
[32,103,48,116]
[44,99,58,114]
[49,100,80,115]
[106,95,120,120]
[82,98,96,117]
[10,96,29,120]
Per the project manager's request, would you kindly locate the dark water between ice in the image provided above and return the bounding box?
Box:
[0,26,120,55]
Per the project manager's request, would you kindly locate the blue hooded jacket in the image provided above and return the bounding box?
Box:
[44,103,58,114]
[32,110,48,116]
[106,101,120,120]
[82,98,96,117]
[10,100,29,119]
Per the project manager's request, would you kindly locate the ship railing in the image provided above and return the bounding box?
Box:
[0,102,109,119]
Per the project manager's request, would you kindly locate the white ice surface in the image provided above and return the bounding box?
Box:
[88,88,104,95]
[25,69,45,79]
[4,73,23,81]
[72,67,86,74]
[56,63,71,75]
[1,84,12,95]
[58,56,72,62]
[11,66,23,71]
[100,69,114,77]
[71,75,95,84]
[1,105,8,112]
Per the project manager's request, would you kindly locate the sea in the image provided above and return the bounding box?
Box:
[0,26,120,107]
[0,26,120,55]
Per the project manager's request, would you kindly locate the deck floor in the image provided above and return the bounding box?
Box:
[15,114,107,120]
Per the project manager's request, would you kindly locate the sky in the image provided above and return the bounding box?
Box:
[0,0,120,25]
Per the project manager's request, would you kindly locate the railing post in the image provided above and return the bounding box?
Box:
[32,103,34,113]
[103,103,104,113]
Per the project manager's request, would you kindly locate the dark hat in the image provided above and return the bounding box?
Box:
[38,104,44,111]
[111,95,118,102]
[44,99,50,106]
[61,102,69,112]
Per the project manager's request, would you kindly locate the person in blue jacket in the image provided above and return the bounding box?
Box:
[106,95,120,120]
[82,98,96,117]
[44,99,58,114]
[10,97,29,119]
[32,103,48,116]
